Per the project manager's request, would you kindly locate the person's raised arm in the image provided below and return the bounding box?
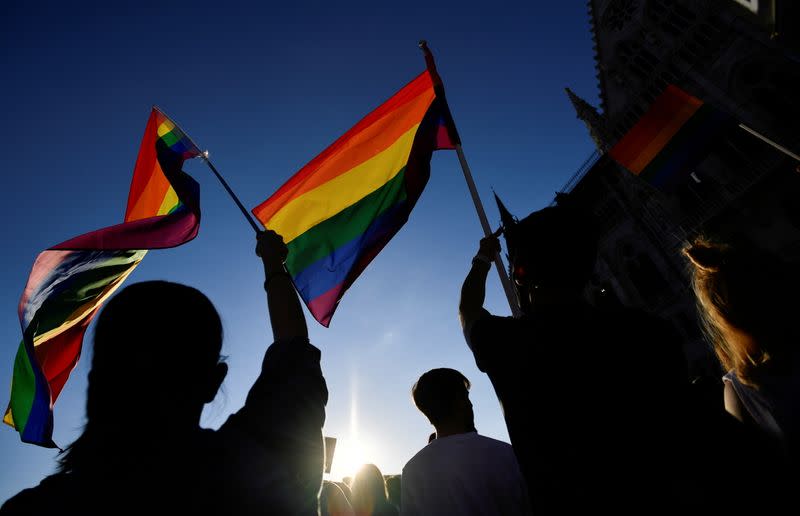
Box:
[226,230,324,514]
[256,229,308,341]
[459,229,502,330]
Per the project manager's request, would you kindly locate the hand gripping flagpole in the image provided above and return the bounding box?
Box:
[419,41,522,317]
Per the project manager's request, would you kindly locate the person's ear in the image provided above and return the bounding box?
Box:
[202,362,228,403]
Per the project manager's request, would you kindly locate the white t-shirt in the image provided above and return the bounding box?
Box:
[723,367,800,455]
[400,431,531,516]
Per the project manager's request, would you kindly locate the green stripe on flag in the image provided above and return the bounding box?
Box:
[286,168,408,275]
[33,250,144,339]
[8,340,36,432]
[159,130,180,148]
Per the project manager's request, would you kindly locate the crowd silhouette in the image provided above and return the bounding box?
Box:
[3,192,799,514]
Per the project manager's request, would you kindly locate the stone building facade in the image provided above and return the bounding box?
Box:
[561,0,800,373]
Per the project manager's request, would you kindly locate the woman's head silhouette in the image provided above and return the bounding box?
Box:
[60,281,227,472]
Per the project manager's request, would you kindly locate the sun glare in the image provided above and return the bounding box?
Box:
[328,437,372,481]
[326,372,380,481]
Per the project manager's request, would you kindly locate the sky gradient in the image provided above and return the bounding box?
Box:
[0,1,599,501]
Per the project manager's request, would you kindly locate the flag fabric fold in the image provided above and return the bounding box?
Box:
[252,70,457,326]
[5,108,202,446]
[609,84,733,192]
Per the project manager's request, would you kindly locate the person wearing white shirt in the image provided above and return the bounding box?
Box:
[400,368,531,516]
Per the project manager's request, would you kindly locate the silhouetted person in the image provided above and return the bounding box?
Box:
[401,368,530,516]
[335,480,354,506]
[321,480,355,516]
[684,237,798,491]
[1,230,328,515]
[384,474,401,511]
[350,464,398,516]
[459,196,709,513]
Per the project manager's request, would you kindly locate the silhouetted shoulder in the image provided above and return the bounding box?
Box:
[1,474,77,515]
[465,313,528,373]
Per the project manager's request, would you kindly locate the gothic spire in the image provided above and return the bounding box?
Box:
[565,87,610,152]
[494,192,516,230]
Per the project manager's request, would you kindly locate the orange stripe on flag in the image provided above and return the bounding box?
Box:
[126,164,171,221]
[125,112,171,222]
[626,101,699,174]
[253,72,435,224]
[609,85,702,174]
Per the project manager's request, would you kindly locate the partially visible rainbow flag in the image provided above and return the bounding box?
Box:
[609,85,732,192]
[5,108,202,446]
[252,70,458,326]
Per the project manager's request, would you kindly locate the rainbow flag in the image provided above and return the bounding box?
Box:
[252,70,458,326]
[609,85,732,192]
[5,108,203,446]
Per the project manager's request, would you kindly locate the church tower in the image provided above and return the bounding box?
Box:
[565,87,611,152]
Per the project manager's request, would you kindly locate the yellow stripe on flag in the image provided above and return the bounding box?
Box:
[267,124,420,243]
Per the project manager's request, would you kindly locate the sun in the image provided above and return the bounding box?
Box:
[328,437,372,482]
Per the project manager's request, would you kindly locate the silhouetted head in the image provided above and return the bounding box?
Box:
[684,237,800,385]
[412,368,474,433]
[59,281,226,472]
[335,481,354,505]
[88,281,226,422]
[384,474,401,509]
[351,463,389,514]
[320,480,355,516]
[498,193,597,314]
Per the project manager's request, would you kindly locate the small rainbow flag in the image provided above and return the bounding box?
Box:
[252,70,458,326]
[4,108,202,446]
[609,85,732,192]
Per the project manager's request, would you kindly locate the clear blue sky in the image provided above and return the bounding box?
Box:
[0,1,599,501]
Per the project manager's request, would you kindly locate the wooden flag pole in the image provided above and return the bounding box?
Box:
[418,41,521,317]
[201,153,263,233]
[737,123,800,162]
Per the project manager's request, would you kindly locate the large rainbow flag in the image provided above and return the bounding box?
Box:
[5,108,203,446]
[252,70,458,326]
[609,85,732,192]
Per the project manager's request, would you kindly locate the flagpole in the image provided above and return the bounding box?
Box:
[418,41,522,317]
[201,153,263,233]
[455,145,522,317]
[152,106,262,233]
[737,123,800,162]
